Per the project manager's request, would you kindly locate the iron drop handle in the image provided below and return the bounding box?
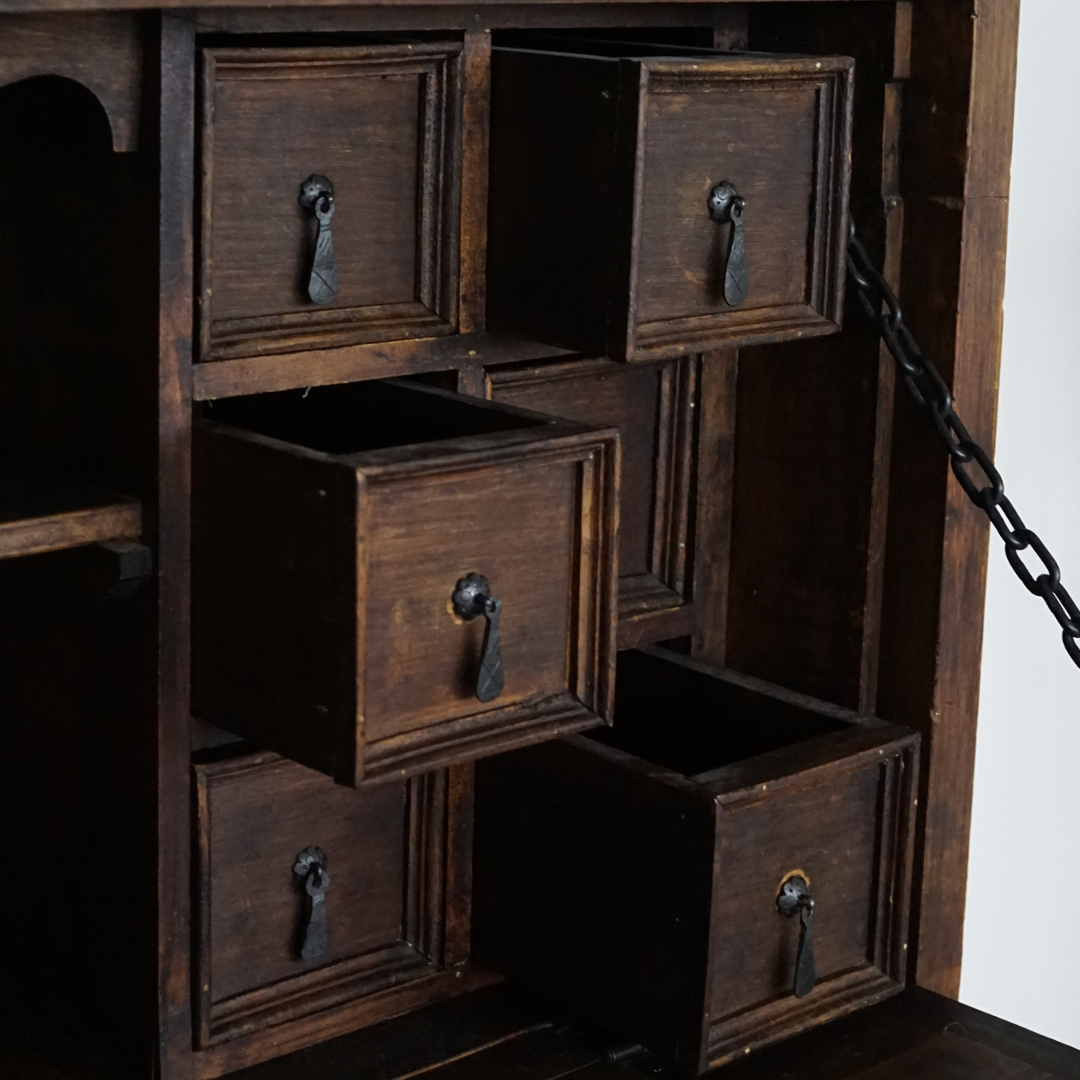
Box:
[708,181,748,308]
[777,874,816,999]
[299,175,338,305]
[452,573,505,704]
[293,846,330,961]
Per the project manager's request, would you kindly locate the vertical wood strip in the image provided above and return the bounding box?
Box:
[156,11,196,1080]
[444,762,476,966]
[692,350,737,665]
[857,74,907,714]
[651,362,675,581]
[893,2,914,80]
[877,0,1020,997]
[458,29,491,334]
[666,357,697,598]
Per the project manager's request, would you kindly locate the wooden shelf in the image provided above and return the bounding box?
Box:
[0,466,141,560]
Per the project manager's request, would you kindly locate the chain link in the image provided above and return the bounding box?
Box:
[847,226,1080,668]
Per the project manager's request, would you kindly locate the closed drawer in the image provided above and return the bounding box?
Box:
[486,356,700,634]
[474,647,918,1074]
[193,379,618,786]
[194,752,490,1066]
[199,42,462,362]
[488,44,853,360]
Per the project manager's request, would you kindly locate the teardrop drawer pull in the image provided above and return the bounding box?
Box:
[708,180,748,308]
[298,174,338,305]
[452,573,505,704]
[293,846,330,961]
[777,873,816,999]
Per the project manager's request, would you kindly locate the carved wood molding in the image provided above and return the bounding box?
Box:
[0,14,142,152]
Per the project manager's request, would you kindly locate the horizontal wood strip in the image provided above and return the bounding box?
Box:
[0,1,854,15]
[0,481,141,560]
[194,333,575,400]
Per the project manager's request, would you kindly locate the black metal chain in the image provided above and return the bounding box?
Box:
[847,226,1080,669]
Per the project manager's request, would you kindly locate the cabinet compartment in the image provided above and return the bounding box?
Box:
[487,45,853,361]
[194,752,488,1063]
[474,647,918,1073]
[193,379,618,786]
[199,42,462,362]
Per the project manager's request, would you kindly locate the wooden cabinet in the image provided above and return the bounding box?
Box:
[0,5,1022,1080]
[200,43,463,361]
[474,648,918,1073]
[487,44,853,360]
[193,378,618,785]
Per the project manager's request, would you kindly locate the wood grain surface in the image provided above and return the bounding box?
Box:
[875,0,1020,996]
[0,468,140,558]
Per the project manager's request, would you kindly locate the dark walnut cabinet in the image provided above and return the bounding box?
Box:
[0,4,1041,1080]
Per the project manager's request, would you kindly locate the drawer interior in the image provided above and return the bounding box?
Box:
[202,379,546,455]
[590,649,850,777]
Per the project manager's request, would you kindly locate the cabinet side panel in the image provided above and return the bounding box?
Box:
[881,0,1018,996]
[191,427,357,779]
[728,5,905,710]
[486,49,619,354]
[474,739,714,1071]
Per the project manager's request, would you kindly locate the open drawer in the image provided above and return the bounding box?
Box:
[193,379,618,786]
[487,42,853,360]
[473,647,919,1073]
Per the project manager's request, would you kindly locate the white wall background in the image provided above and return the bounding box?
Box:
[959,0,1080,1049]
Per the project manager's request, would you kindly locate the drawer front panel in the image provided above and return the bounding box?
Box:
[201,44,462,362]
[202,757,406,1003]
[637,83,817,324]
[629,58,853,357]
[710,761,881,1017]
[365,459,576,742]
[704,730,918,1068]
[194,753,482,1060]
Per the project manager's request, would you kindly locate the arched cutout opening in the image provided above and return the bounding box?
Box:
[0,74,157,496]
